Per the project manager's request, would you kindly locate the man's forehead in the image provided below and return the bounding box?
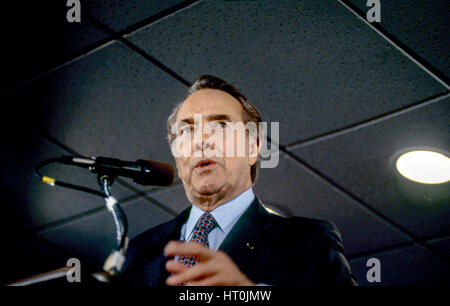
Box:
[176,89,244,121]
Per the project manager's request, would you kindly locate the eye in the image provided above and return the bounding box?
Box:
[218,121,227,128]
[180,125,194,135]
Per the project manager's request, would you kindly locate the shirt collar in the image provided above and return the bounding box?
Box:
[186,188,255,237]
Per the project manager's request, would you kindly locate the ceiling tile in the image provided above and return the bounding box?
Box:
[147,183,191,214]
[0,131,133,231]
[347,0,450,81]
[38,196,174,268]
[290,98,450,239]
[127,0,446,145]
[1,234,70,285]
[85,0,190,32]
[429,237,450,259]
[349,245,450,286]
[3,2,109,91]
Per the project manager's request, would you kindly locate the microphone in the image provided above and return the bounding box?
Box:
[59,156,174,186]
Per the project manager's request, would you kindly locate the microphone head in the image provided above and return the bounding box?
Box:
[135,159,174,186]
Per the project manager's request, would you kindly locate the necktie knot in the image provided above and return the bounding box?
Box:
[193,213,216,241]
[178,212,217,267]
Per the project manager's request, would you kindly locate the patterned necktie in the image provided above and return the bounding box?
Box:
[178,212,217,267]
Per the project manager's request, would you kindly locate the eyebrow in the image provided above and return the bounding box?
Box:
[178,114,233,124]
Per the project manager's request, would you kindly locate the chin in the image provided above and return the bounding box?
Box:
[194,179,223,196]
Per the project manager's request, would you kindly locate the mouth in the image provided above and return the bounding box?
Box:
[194,159,217,170]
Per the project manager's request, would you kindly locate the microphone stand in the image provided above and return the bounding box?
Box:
[91,174,129,283]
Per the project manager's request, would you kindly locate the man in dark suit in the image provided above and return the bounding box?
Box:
[121,75,357,286]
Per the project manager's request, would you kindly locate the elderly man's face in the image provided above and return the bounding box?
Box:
[172,89,258,211]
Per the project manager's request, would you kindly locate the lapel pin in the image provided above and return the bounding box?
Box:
[246,242,255,250]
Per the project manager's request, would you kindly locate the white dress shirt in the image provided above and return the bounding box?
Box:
[179,187,255,250]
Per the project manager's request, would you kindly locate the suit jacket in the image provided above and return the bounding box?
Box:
[120,197,358,286]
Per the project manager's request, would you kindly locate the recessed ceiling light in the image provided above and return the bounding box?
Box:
[396,150,450,184]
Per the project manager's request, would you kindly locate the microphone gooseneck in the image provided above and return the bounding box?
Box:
[58,155,174,186]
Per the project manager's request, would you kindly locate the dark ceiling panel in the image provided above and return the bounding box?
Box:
[252,151,409,257]
[127,0,446,145]
[38,197,174,268]
[148,183,191,214]
[3,2,109,92]
[7,41,186,193]
[349,245,450,286]
[1,234,71,285]
[84,0,190,32]
[123,199,177,240]
[0,131,133,231]
[346,0,450,81]
[290,98,450,240]
[429,237,450,259]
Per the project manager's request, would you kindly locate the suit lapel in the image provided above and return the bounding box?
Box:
[218,197,273,273]
[150,206,192,285]
[123,206,191,285]
[157,205,191,244]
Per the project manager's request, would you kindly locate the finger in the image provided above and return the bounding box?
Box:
[166,262,216,286]
[165,259,189,274]
[164,240,215,261]
[185,274,223,286]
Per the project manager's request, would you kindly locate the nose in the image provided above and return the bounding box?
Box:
[193,126,215,153]
[192,120,220,155]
